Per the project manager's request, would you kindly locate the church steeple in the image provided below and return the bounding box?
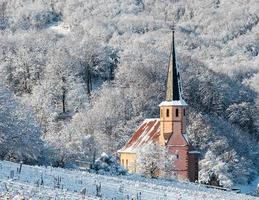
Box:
[166,28,181,101]
[159,27,187,146]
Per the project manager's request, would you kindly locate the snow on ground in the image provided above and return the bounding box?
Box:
[49,22,71,34]
[0,179,96,200]
[0,161,257,200]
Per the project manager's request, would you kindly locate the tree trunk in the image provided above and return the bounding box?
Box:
[62,87,66,113]
[86,65,92,96]
[109,65,114,81]
[0,2,7,21]
[61,76,66,113]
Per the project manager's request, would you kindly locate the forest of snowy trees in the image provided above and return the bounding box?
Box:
[0,0,258,187]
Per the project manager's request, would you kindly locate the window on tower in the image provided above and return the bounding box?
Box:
[176,108,179,117]
[183,109,186,116]
[166,109,169,117]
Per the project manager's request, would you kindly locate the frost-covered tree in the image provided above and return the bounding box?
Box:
[226,102,256,135]
[188,109,258,186]
[0,1,9,30]
[50,111,99,166]
[0,84,44,164]
[199,150,233,187]
[136,143,176,179]
[71,38,119,95]
[187,111,214,150]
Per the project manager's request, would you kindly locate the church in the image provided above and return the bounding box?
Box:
[118,29,199,182]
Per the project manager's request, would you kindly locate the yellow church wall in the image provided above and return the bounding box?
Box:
[119,152,137,173]
[119,152,160,177]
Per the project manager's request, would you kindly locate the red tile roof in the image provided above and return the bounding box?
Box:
[118,118,160,153]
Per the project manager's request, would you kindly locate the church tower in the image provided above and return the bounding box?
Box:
[159,29,199,182]
[118,28,198,182]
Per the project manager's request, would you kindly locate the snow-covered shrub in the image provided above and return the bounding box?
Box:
[31,10,61,29]
[91,153,127,175]
[0,19,9,30]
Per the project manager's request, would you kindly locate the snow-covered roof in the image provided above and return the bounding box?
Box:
[159,99,187,107]
[118,119,195,154]
[118,118,160,153]
[189,151,200,154]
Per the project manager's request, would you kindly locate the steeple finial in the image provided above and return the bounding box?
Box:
[165,27,181,101]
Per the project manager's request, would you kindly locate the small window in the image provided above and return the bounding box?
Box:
[126,159,128,169]
[122,159,124,166]
[176,155,179,159]
[176,108,179,117]
[183,109,186,116]
[166,109,170,117]
[160,109,163,117]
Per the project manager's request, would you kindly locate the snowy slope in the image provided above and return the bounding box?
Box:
[0,161,257,200]
[0,180,96,200]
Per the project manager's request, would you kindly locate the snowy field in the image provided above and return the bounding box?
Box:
[0,161,258,200]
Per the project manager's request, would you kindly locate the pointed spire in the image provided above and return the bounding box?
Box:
[165,26,181,101]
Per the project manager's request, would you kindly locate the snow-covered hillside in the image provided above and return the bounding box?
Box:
[0,161,257,200]
[0,0,258,191]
